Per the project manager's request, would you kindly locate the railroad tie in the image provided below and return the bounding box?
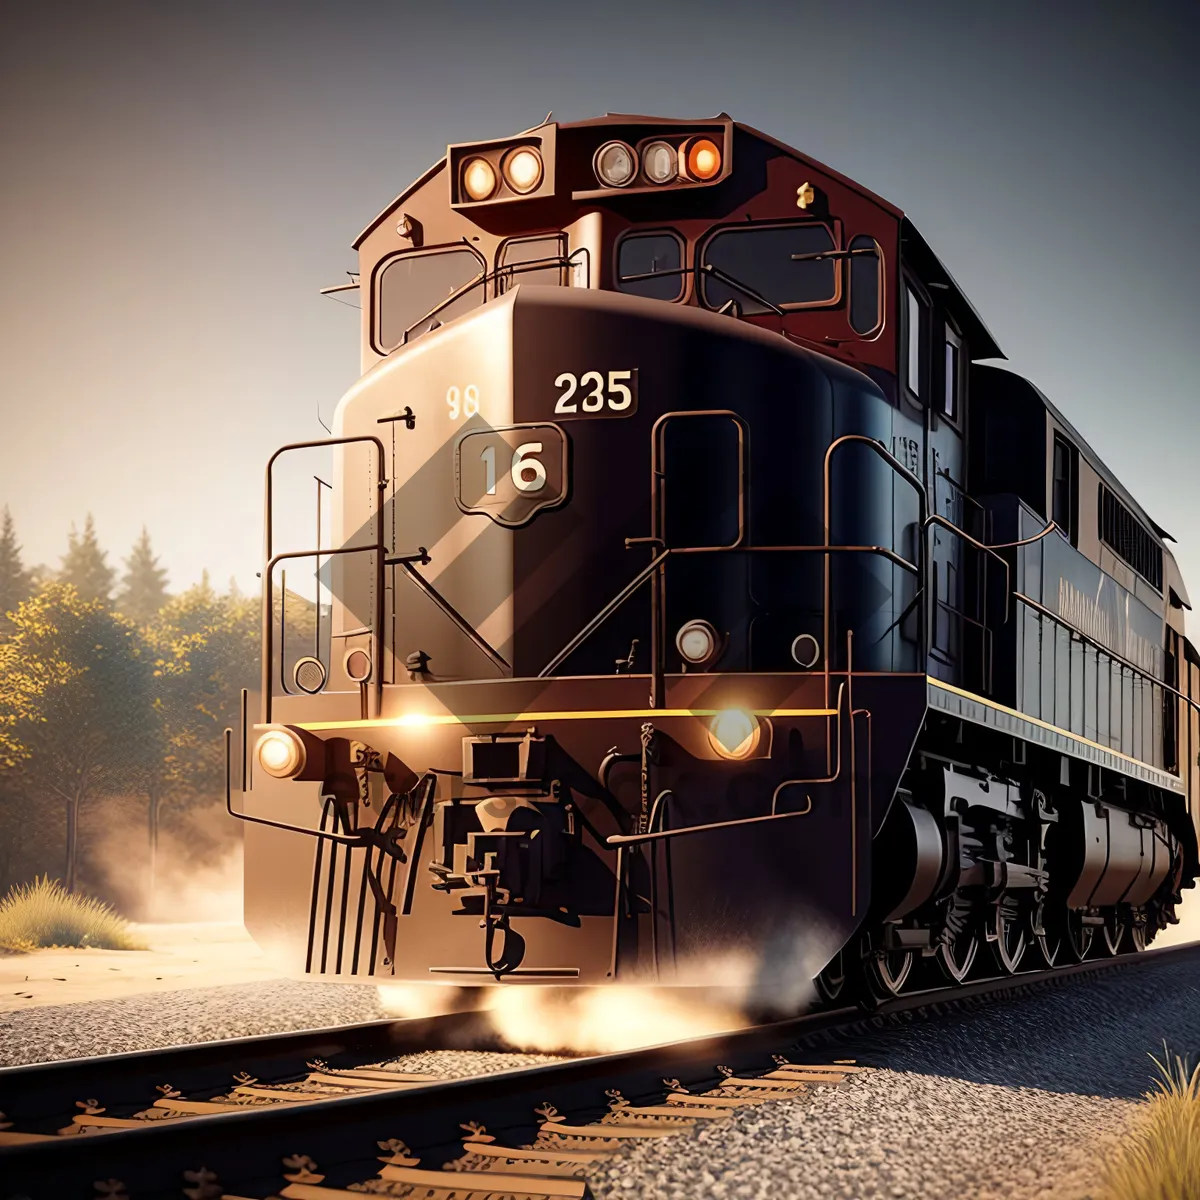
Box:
[251,1064,871,1199]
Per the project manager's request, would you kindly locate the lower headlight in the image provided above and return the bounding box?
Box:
[256,729,306,779]
[707,708,761,760]
[676,619,719,666]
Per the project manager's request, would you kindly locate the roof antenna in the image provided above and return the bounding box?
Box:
[317,403,331,434]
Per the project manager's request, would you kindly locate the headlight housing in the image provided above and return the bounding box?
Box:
[462,156,498,201]
[503,147,543,194]
[676,619,720,667]
[593,139,637,188]
[707,709,761,760]
[256,729,306,779]
[642,140,677,185]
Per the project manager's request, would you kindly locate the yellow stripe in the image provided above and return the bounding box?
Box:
[295,706,837,732]
[928,677,1182,782]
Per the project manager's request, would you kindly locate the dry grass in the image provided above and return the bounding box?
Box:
[1101,1044,1200,1200]
[0,876,147,952]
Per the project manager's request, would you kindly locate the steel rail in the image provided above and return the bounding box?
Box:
[0,1008,493,1145]
[2,941,1196,1198]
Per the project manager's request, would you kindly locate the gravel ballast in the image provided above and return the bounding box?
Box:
[0,978,390,1068]
[587,950,1200,1200]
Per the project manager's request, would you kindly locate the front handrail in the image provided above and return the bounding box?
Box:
[263,434,387,724]
[263,545,383,724]
[648,410,750,707]
[823,435,926,718]
[538,544,915,681]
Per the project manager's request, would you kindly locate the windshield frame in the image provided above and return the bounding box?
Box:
[371,242,488,355]
[696,219,844,315]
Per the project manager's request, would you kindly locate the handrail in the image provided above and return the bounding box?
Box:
[822,435,926,722]
[648,410,750,707]
[1014,589,1200,724]
[263,545,382,724]
[540,550,670,678]
[263,434,387,724]
[395,557,510,674]
[537,544,914,681]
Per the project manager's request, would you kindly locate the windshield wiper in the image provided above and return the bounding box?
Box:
[699,263,785,316]
[618,262,784,317]
[617,264,690,285]
[789,247,878,263]
[402,272,487,345]
[402,253,578,345]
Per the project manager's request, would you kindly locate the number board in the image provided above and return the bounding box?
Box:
[455,423,568,528]
[553,369,638,419]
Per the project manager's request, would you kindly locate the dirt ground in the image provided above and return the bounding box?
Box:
[0,922,285,1012]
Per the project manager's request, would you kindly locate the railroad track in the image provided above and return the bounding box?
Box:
[2,942,1196,1199]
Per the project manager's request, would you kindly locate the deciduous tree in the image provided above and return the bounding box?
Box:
[143,577,259,898]
[0,583,158,891]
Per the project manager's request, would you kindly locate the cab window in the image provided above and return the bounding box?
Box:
[848,236,882,335]
[497,234,567,293]
[616,232,685,301]
[943,324,963,422]
[1052,434,1078,545]
[700,223,837,313]
[376,247,485,352]
[904,284,926,402]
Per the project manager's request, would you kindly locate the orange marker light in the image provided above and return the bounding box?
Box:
[683,137,722,181]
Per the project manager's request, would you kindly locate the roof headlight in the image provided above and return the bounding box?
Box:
[256,728,306,779]
[593,140,637,188]
[707,709,761,760]
[462,156,498,202]
[681,136,722,182]
[643,140,677,185]
[503,147,543,194]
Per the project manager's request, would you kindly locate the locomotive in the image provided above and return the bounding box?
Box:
[230,113,1199,1005]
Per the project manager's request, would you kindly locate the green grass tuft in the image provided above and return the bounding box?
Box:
[1101,1043,1200,1200]
[0,876,147,952]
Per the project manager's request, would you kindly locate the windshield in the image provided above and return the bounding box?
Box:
[617,232,686,301]
[700,224,837,314]
[377,248,486,352]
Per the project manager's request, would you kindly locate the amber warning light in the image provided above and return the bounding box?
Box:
[683,137,722,182]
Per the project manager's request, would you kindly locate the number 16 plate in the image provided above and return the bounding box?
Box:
[455,423,569,527]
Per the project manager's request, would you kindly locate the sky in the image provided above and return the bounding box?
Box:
[1,0,1198,625]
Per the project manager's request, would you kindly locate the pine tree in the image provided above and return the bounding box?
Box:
[59,514,116,606]
[116,527,170,624]
[0,506,33,629]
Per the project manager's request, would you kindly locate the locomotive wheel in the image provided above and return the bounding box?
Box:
[816,950,847,1004]
[860,933,913,1000]
[1062,909,1093,962]
[938,928,979,984]
[1102,914,1126,956]
[1033,900,1061,968]
[991,905,1027,974]
[1130,922,1149,953]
